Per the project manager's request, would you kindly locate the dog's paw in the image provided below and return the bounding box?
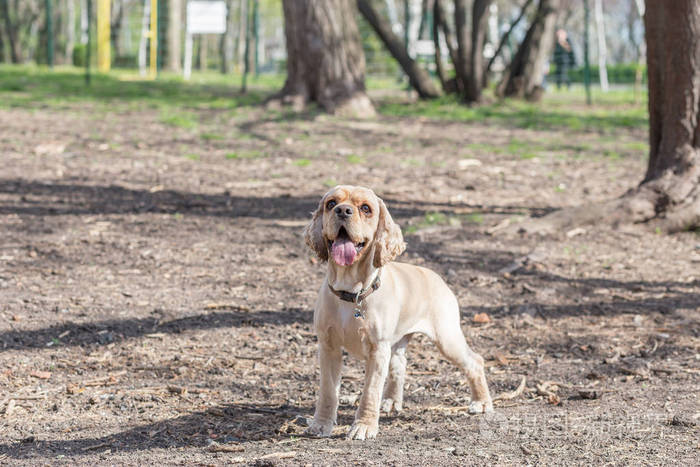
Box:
[380,398,403,414]
[304,419,334,437]
[468,399,494,415]
[346,421,379,440]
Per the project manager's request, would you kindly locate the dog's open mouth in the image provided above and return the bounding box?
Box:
[328,227,365,266]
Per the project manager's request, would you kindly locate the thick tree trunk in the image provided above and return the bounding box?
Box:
[635,0,700,231]
[497,0,559,100]
[453,0,492,102]
[464,0,491,101]
[507,0,700,235]
[274,0,374,117]
[357,0,440,99]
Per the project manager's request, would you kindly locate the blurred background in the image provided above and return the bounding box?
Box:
[0,0,644,91]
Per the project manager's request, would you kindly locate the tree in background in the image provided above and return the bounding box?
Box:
[515,0,700,233]
[273,0,374,117]
[497,0,560,100]
[357,0,440,98]
[636,0,700,230]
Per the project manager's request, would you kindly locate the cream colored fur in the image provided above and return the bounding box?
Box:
[304,186,493,440]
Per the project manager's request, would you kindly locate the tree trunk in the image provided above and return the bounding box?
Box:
[433,0,457,70]
[357,0,440,99]
[431,0,448,90]
[453,0,469,95]
[110,0,124,59]
[220,0,234,73]
[274,0,374,117]
[497,0,559,100]
[635,0,700,231]
[453,0,492,102]
[593,0,608,92]
[464,0,491,102]
[506,0,700,235]
[1,0,21,63]
[483,0,534,86]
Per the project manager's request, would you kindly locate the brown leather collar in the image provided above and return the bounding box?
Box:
[327,273,381,305]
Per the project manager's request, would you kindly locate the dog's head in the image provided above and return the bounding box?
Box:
[304,185,405,267]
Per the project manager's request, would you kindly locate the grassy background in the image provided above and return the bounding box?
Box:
[0,65,648,134]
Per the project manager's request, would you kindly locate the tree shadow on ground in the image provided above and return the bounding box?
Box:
[0,401,309,459]
[0,178,551,221]
[0,308,311,352]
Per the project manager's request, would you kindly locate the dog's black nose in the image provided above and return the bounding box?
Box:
[334,205,353,219]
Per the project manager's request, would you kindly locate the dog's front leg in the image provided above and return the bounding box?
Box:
[347,341,391,440]
[306,341,342,437]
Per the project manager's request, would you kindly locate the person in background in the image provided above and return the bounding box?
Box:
[553,29,575,89]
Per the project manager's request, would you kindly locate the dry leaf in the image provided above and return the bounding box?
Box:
[473,313,491,324]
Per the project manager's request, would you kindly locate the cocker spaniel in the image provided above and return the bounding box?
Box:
[303,185,493,440]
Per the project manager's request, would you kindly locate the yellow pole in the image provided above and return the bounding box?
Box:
[97,0,111,72]
[149,0,158,78]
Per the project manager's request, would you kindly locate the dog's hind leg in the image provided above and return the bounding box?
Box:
[381,335,411,414]
[433,308,493,414]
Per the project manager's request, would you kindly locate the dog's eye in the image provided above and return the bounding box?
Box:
[360,204,371,214]
[326,200,337,210]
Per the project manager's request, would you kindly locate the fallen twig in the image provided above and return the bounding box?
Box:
[494,376,527,401]
[207,442,244,453]
[260,451,297,460]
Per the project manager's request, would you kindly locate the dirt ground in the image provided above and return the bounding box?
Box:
[1,91,698,466]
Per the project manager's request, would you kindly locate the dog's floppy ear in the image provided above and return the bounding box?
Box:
[304,197,328,262]
[373,197,406,267]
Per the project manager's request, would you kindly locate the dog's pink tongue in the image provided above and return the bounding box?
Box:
[331,237,357,266]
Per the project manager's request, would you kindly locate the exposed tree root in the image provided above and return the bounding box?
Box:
[266,91,375,119]
[506,179,700,235]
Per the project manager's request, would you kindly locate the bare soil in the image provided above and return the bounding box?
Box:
[0,96,698,466]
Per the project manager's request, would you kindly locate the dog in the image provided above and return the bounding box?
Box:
[303,185,493,440]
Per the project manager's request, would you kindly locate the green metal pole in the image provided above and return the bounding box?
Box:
[86,0,92,84]
[583,0,591,105]
[253,0,259,77]
[157,0,165,72]
[45,0,54,68]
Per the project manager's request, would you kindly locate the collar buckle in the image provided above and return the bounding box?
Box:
[327,271,382,320]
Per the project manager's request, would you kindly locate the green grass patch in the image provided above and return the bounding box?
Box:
[378,86,647,132]
[225,150,263,159]
[623,141,648,152]
[161,111,198,129]
[183,153,200,161]
[405,211,484,235]
[0,65,275,112]
[346,154,365,164]
[201,132,224,141]
[293,158,311,167]
[323,179,338,188]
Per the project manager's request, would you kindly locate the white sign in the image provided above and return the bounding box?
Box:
[187,1,227,34]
